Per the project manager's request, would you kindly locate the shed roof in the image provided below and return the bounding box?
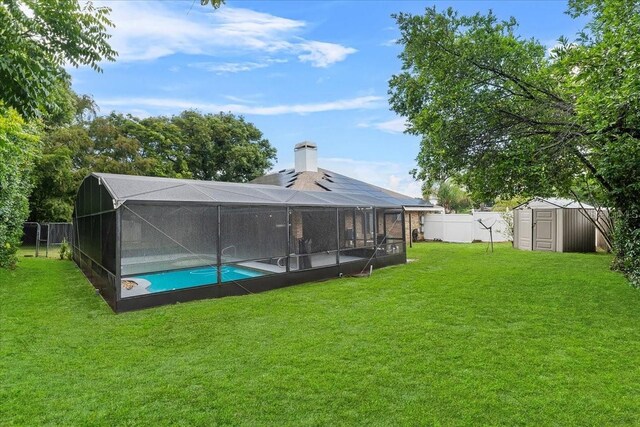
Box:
[91,173,405,208]
[514,197,594,210]
[251,168,431,208]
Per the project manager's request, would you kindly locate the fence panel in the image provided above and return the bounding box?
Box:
[21,222,41,257]
[22,221,76,257]
[473,212,511,242]
[45,223,74,257]
[422,212,512,243]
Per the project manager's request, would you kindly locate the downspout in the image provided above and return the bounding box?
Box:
[408,209,412,248]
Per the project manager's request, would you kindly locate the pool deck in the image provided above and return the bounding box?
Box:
[121,253,369,298]
[239,253,363,273]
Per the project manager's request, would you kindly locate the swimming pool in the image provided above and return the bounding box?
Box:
[125,265,265,294]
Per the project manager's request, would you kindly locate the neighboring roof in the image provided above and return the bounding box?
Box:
[403,206,445,212]
[514,197,594,210]
[91,173,405,208]
[251,168,432,208]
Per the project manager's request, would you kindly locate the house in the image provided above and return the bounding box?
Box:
[252,142,443,245]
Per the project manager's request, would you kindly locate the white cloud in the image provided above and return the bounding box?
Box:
[189,58,287,74]
[97,95,384,116]
[388,174,402,189]
[159,84,185,92]
[380,38,397,47]
[223,94,263,104]
[297,41,357,68]
[194,62,268,73]
[358,117,408,134]
[272,157,422,197]
[105,2,356,67]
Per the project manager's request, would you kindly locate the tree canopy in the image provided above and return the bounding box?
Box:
[31,109,277,223]
[389,0,639,286]
[423,180,472,214]
[0,104,40,268]
[0,0,116,118]
[200,0,225,8]
[1,0,277,270]
[0,0,115,268]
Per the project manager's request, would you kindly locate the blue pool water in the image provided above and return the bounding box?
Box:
[127,265,264,293]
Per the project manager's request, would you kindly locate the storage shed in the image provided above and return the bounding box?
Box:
[72,173,407,312]
[513,197,596,252]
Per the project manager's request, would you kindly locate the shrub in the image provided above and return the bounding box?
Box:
[500,210,514,242]
[612,210,640,289]
[59,238,72,261]
[0,104,40,269]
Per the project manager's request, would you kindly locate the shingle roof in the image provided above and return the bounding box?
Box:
[92,173,405,208]
[251,168,431,207]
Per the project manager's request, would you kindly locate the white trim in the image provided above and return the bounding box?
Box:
[403,206,445,212]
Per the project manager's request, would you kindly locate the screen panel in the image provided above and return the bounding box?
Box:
[290,207,338,270]
[119,203,218,298]
[376,208,404,256]
[339,207,375,263]
[219,206,288,283]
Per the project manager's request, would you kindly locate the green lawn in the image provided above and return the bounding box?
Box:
[1,243,639,426]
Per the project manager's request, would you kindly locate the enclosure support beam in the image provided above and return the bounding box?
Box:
[401,209,407,255]
[352,209,357,248]
[373,209,378,258]
[115,208,122,302]
[383,212,387,240]
[408,212,412,248]
[286,207,291,273]
[335,208,340,266]
[217,205,222,284]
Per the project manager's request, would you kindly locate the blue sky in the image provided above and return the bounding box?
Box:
[70,1,587,196]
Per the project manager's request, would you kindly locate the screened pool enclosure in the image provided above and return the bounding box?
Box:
[73,173,406,312]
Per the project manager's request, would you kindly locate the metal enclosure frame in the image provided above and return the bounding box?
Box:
[72,173,408,312]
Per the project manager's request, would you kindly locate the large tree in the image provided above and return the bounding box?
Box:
[30,110,277,222]
[0,0,116,118]
[173,111,277,182]
[423,180,472,214]
[389,0,640,286]
[0,0,115,269]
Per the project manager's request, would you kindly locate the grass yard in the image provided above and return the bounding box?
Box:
[1,243,639,426]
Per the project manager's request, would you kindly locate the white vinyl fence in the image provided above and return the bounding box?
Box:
[422,211,512,243]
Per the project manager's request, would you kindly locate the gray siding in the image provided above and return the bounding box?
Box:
[596,210,612,251]
[562,209,596,252]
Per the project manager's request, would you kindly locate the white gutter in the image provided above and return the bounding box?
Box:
[403,206,445,212]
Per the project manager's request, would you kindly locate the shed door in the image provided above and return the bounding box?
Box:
[517,210,533,250]
[533,209,556,251]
